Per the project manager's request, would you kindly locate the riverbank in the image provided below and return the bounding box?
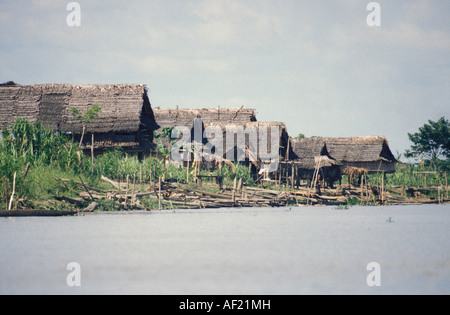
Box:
[1,175,448,216]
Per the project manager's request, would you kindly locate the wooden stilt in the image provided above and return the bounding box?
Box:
[91,134,95,174]
[446,172,448,199]
[158,177,162,210]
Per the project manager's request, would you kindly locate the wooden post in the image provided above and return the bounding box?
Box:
[381,171,385,204]
[140,164,142,184]
[365,174,369,204]
[8,172,17,211]
[133,173,136,198]
[278,163,282,192]
[232,177,237,203]
[291,163,295,189]
[154,157,157,185]
[446,172,448,199]
[91,134,95,174]
[124,175,129,209]
[158,177,162,210]
[149,152,153,183]
[438,186,441,204]
[186,159,190,183]
[360,175,364,205]
[237,178,242,193]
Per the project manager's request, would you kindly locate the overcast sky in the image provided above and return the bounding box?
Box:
[1,0,449,158]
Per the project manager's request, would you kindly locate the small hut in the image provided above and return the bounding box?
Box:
[0,84,159,154]
[323,136,397,174]
[289,137,341,187]
[152,106,258,159]
[203,121,289,169]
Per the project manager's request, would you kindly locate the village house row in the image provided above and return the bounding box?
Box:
[0,83,397,186]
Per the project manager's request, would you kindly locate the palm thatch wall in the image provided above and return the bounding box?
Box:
[0,84,158,152]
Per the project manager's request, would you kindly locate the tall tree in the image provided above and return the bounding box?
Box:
[405,117,450,164]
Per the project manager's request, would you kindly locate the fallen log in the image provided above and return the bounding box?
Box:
[101,175,128,189]
[53,195,85,206]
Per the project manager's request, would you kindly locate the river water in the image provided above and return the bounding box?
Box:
[0,204,449,295]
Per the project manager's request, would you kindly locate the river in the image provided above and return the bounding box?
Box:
[0,204,449,295]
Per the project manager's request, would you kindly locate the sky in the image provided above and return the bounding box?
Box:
[0,0,449,159]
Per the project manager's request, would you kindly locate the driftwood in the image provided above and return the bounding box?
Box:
[49,175,449,211]
[54,195,85,206]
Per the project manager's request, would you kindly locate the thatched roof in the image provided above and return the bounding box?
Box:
[289,137,336,169]
[289,136,397,171]
[322,136,397,164]
[153,106,257,130]
[0,84,158,134]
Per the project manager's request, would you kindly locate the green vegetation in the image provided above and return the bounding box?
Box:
[405,117,449,165]
[1,117,448,211]
[0,119,255,210]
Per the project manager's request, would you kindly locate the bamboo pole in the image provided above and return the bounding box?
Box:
[186,159,190,183]
[360,175,364,205]
[154,157,157,185]
[232,177,237,203]
[438,186,441,204]
[8,172,16,211]
[91,134,95,174]
[124,175,129,209]
[291,163,295,189]
[149,152,153,183]
[133,173,136,207]
[158,177,162,210]
[446,172,448,199]
[237,178,242,193]
[365,174,369,204]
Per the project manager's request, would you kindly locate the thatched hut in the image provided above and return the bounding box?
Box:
[152,106,259,160]
[323,136,397,174]
[289,137,341,187]
[0,84,159,153]
[203,121,289,166]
